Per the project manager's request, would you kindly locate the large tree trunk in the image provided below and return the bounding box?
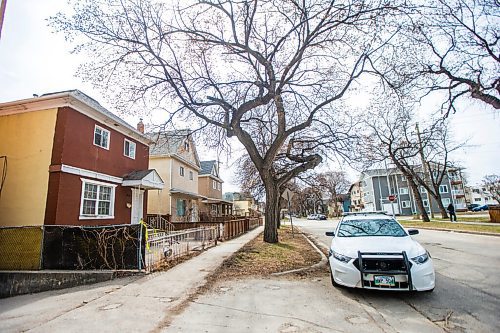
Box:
[263,181,280,243]
[408,176,430,222]
[430,186,449,219]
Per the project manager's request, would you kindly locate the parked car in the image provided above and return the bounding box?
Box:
[472,204,489,212]
[325,212,435,292]
[316,214,327,220]
[467,203,481,211]
[307,214,318,220]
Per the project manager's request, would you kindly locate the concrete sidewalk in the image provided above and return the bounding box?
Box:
[0,226,264,333]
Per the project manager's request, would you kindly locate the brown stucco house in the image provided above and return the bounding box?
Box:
[0,90,164,227]
[198,160,233,217]
[146,130,202,221]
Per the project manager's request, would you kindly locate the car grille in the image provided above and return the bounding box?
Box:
[353,258,411,273]
[363,280,409,289]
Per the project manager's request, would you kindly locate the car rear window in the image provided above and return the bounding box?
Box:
[337,219,407,237]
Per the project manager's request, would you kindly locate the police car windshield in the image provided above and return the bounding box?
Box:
[337,219,407,237]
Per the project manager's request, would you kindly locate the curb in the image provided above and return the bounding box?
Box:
[406,226,500,237]
[271,230,328,276]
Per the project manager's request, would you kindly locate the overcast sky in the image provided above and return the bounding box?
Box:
[1,0,498,191]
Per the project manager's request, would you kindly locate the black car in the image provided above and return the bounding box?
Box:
[316,214,327,220]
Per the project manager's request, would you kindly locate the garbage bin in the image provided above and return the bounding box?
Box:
[489,205,500,223]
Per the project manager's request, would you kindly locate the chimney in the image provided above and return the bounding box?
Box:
[137,118,144,133]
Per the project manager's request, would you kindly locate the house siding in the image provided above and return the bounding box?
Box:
[0,108,58,226]
[44,107,149,225]
[147,157,171,216]
[198,176,222,199]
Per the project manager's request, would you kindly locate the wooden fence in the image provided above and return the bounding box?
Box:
[167,217,263,241]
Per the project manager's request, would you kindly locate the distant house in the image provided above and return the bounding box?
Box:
[224,192,257,216]
[198,160,233,217]
[147,130,202,221]
[349,181,364,212]
[465,186,498,206]
[0,90,164,227]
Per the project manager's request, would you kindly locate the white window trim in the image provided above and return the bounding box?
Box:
[442,198,451,205]
[93,125,110,150]
[401,175,406,181]
[60,164,123,184]
[401,200,410,208]
[79,178,117,220]
[439,185,449,194]
[189,171,193,180]
[213,180,217,190]
[180,166,185,177]
[399,187,409,195]
[123,138,136,159]
[423,199,429,207]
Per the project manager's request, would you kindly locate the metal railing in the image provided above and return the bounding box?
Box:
[143,226,218,272]
[146,215,175,233]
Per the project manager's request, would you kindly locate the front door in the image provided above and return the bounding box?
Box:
[131,189,145,224]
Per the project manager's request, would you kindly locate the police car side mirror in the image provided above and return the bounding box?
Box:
[408,229,419,235]
[325,231,335,237]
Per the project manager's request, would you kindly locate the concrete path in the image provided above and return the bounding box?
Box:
[0,226,264,333]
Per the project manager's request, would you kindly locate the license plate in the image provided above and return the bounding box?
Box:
[374,275,395,286]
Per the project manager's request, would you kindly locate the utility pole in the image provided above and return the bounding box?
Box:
[415,123,434,219]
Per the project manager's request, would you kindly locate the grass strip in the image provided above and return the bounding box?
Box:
[399,221,500,234]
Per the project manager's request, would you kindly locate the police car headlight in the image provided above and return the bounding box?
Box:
[411,251,430,265]
[331,250,352,263]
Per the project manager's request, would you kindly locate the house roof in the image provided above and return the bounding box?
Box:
[0,89,150,144]
[147,129,191,156]
[122,169,164,190]
[147,130,201,169]
[200,160,217,175]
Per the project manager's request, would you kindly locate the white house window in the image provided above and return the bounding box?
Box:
[421,186,427,193]
[401,201,410,208]
[94,125,110,149]
[442,198,451,206]
[474,198,481,202]
[401,175,406,181]
[189,171,193,180]
[423,199,429,207]
[124,139,136,159]
[80,179,115,219]
[217,182,221,191]
[439,185,448,193]
[213,180,217,189]
[180,166,185,176]
[399,187,409,195]
[184,141,190,151]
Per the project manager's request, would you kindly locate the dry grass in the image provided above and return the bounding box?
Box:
[214,226,322,278]
[399,221,500,234]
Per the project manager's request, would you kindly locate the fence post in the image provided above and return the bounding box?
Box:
[138,223,143,271]
[39,225,45,270]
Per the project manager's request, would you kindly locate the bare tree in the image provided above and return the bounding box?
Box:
[52,0,405,242]
[360,99,431,221]
[316,171,350,217]
[483,174,500,203]
[394,0,500,114]
[399,120,465,219]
